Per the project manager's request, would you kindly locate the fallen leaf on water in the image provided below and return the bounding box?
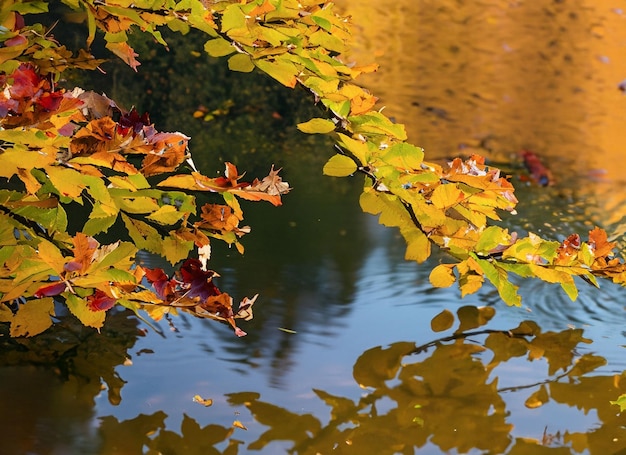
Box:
[192,394,213,407]
[233,420,247,430]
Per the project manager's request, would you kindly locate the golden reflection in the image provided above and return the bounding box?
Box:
[334,0,626,233]
[224,306,626,454]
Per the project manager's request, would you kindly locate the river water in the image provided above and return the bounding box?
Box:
[2,1,626,454]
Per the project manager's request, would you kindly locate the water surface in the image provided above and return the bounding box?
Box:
[2,1,626,454]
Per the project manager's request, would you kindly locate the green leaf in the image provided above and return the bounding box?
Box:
[83,215,117,236]
[65,293,105,330]
[121,214,162,254]
[311,15,332,32]
[221,4,247,32]
[323,154,357,177]
[87,242,137,272]
[297,118,336,134]
[475,226,511,253]
[611,394,626,412]
[348,112,407,140]
[10,1,49,13]
[476,257,521,306]
[381,143,424,170]
[228,53,254,72]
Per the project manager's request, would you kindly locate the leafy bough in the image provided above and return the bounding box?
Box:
[2,0,626,340]
[193,0,626,306]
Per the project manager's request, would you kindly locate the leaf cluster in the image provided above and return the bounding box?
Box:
[0,1,292,336]
[2,0,625,339]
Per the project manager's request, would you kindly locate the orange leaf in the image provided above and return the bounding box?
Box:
[106,42,141,71]
[588,227,615,259]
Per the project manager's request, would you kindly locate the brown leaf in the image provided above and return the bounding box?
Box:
[250,165,291,196]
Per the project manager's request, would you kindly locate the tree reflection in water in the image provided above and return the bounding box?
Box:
[2,307,624,454]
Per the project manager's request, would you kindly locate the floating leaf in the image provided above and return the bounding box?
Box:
[193,394,213,407]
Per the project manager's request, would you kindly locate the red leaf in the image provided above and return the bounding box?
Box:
[119,107,150,136]
[179,258,221,300]
[9,64,42,99]
[4,35,27,47]
[34,282,67,298]
[522,150,552,187]
[36,91,64,111]
[87,290,116,311]
[144,267,177,301]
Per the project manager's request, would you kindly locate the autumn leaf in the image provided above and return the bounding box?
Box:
[106,41,141,71]
[9,297,55,337]
[249,165,291,196]
[429,264,456,288]
[297,118,336,134]
[588,227,615,259]
[323,154,357,177]
[193,395,213,407]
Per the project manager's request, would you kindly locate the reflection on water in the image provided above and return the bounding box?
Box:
[2,307,625,454]
[3,1,626,454]
[336,0,626,233]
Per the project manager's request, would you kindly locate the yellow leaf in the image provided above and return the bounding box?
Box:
[297,118,336,134]
[146,205,185,225]
[323,154,357,177]
[429,264,456,288]
[10,298,55,337]
[192,394,213,407]
[254,58,298,88]
[431,183,464,209]
[228,53,254,72]
[65,294,106,330]
[204,37,235,57]
[402,227,431,263]
[233,420,248,430]
[337,133,370,165]
[46,166,88,199]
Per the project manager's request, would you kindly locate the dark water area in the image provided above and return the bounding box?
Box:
[2,1,626,454]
